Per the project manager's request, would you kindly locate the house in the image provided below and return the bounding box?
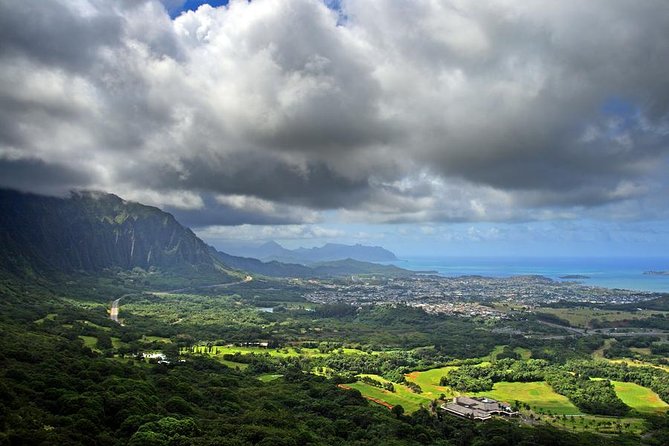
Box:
[142,352,170,364]
[442,396,517,421]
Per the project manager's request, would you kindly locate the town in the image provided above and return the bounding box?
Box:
[303,274,663,318]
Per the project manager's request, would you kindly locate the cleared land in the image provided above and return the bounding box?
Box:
[611,381,668,414]
[346,379,429,412]
[258,374,283,382]
[472,381,581,415]
[404,366,457,400]
[78,335,99,351]
[189,345,371,358]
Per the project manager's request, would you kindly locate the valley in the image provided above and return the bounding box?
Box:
[1,190,668,446]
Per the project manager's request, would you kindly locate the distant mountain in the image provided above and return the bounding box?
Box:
[0,189,218,276]
[211,250,411,278]
[310,258,409,277]
[211,248,314,278]
[224,241,398,264]
[0,189,411,280]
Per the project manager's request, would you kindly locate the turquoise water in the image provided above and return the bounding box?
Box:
[388,257,669,293]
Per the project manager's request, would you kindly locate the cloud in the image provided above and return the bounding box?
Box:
[1,0,668,226]
[196,223,345,242]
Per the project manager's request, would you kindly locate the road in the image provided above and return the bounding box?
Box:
[109,276,253,324]
[163,275,253,294]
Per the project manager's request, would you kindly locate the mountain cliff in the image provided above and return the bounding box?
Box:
[0,189,216,276]
[0,189,412,280]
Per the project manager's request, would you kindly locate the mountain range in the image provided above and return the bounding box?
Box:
[222,240,397,264]
[0,189,409,281]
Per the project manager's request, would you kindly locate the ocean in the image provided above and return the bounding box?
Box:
[387,257,669,293]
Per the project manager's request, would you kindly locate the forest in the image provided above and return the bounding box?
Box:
[1,265,669,445]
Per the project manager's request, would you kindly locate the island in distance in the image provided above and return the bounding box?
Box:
[559,275,591,279]
[219,240,398,264]
[644,271,669,276]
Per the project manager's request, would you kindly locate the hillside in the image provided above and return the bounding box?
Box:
[0,189,411,281]
[0,189,217,276]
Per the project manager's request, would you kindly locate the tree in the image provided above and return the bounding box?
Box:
[391,404,404,418]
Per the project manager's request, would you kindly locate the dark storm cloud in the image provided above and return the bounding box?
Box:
[167,193,317,227]
[0,158,94,195]
[119,153,372,209]
[0,0,668,225]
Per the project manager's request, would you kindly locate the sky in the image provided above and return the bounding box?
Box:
[0,0,668,257]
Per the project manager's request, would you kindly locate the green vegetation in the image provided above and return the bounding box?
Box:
[612,381,669,414]
[545,371,629,416]
[405,366,457,399]
[346,380,430,413]
[539,306,668,329]
[473,381,581,415]
[78,335,99,351]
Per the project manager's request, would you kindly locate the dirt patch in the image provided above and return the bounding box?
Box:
[364,396,393,409]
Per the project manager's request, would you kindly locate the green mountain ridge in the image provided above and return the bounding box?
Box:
[0,189,216,277]
[0,189,413,281]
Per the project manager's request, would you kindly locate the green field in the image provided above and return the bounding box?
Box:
[258,374,283,382]
[404,366,457,399]
[346,378,431,412]
[189,344,376,358]
[472,381,581,415]
[514,347,532,359]
[612,381,668,414]
[111,337,124,349]
[489,345,506,359]
[78,335,99,351]
[219,359,249,370]
[191,345,327,358]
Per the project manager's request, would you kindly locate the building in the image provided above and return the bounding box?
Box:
[442,396,517,421]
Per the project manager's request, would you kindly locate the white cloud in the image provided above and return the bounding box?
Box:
[1,0,668,226]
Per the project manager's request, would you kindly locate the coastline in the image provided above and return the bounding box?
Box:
[387,256,669,293]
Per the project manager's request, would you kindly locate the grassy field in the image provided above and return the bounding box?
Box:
[258,374,283,382]
[219,359,249,370]
[611,381,668,414]
[189,344,375,358]
[346,378,431,412]
[78,335,99,351]
[540,307,667,328]
[404,366,457,399]
[34,313,57,324]
[191,345,326,358]
[538,413,646,435]
[489,345,506,359]
[514,347,532,359]
[111,337,124,349]
[603,357,669,373]
[472,381,581,415]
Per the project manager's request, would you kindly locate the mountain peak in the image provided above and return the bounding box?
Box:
[0,189,215,275]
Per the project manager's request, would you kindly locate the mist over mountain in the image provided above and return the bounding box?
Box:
[0,189,408,280]
[0,189,217,276]
[221,240,398,264]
